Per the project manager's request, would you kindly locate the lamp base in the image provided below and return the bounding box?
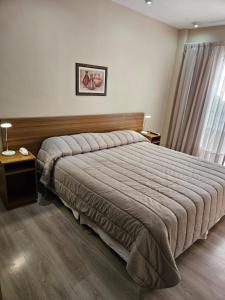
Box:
[2,150,16,156]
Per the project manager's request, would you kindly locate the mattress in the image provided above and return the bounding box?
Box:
[37,130,225,289]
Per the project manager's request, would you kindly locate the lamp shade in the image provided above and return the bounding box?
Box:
[1,122,12,128]
[142,115,152,133]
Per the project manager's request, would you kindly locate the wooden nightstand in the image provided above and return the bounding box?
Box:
[0,151,37,209]
[140,131,161,145]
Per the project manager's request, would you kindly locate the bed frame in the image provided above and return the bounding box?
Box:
[0,113,144,270]
[0,112,144,155]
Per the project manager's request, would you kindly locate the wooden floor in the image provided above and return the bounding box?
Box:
[0,196,225,300]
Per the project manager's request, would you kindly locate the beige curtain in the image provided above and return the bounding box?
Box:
[167,42,225,165]
[197,45,225,165]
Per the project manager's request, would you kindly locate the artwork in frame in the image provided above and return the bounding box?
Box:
[76,63,108,96]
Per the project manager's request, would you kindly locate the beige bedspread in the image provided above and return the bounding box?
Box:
[37,131,225,289]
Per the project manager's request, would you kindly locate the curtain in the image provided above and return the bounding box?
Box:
[167,42,225,165]
[197,46,225,165]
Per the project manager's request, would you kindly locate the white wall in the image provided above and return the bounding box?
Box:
[0,0,178,135]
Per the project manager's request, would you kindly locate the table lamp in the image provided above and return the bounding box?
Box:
[0,122,16,156]
[141,115,151,134]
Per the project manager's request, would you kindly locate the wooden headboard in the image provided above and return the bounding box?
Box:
[0,112,144,155]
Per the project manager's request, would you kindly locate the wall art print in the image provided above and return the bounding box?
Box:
[76,63,108,96]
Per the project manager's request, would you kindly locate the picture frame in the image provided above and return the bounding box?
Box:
[76,63,108,96]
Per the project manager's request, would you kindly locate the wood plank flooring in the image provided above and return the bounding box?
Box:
[0,195,225,300]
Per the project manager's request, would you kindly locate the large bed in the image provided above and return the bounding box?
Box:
[37,130,225,289]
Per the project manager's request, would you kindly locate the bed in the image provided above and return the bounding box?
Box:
[37,130,225,289]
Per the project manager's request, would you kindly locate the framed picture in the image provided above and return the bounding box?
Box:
[76,63,108,96]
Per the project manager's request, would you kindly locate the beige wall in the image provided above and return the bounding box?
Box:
[0,0,178,136]
[188,25,225,43]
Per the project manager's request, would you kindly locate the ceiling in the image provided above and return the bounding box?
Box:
[111,0,225,29]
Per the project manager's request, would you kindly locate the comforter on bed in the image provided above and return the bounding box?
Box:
[37,130,225,289]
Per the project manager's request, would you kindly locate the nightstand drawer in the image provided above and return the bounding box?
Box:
[151,136,161,144]
[6,171,37,209]
[140,131,161,145]
[0,151,37,209]
[4,160,35,175]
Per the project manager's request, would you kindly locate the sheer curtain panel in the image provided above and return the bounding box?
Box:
[167,42,225,165]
